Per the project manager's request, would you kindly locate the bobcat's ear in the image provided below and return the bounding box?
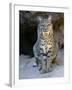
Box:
[48,15,52,24]
[37,16,42,23]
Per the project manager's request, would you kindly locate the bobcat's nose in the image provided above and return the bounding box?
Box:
[44,28,48,32]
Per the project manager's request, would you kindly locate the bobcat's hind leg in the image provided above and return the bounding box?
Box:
[52,56,56,63]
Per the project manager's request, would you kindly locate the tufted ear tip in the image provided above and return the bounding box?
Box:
[48,15,52,19]
[37,16,42,23]
[48,15,52,23]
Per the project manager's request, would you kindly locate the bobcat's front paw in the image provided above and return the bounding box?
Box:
[47,67,53,72]
[40,69,47,74]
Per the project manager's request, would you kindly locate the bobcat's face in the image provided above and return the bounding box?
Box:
[39,15,52,32]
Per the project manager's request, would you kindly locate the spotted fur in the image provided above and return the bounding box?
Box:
[33,15,58,73]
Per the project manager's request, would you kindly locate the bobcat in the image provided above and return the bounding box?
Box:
[33,15,58,73]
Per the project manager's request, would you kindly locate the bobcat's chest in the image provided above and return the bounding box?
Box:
[40,29,56,59]
[41,30,54,48]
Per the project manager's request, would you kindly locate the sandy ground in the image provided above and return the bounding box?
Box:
[19,49,64,79]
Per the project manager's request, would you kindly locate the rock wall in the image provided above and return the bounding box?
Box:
[19,11,64,57]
